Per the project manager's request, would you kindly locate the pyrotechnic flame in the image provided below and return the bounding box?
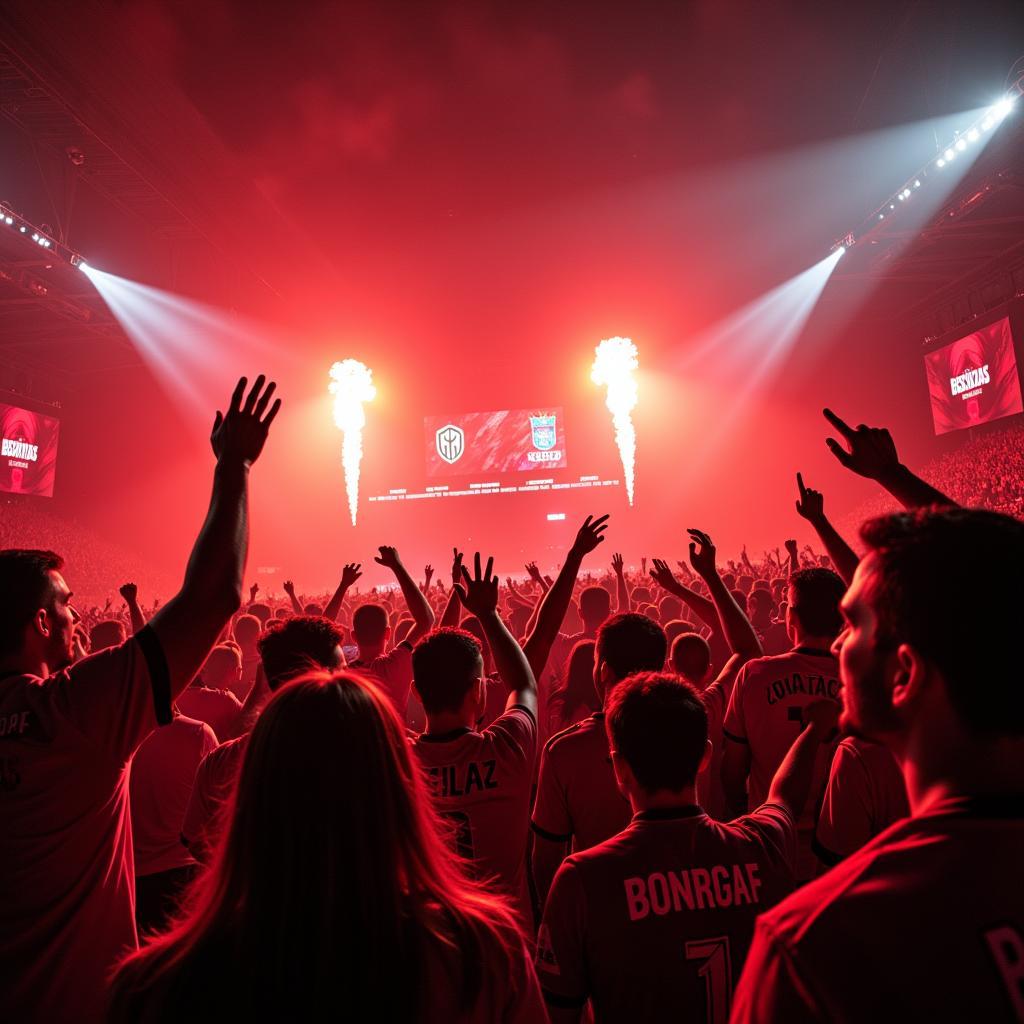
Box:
[591,337,639,506]
[328,359,376,525]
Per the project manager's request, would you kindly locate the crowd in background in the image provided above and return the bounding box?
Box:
[1,379,1020,1023]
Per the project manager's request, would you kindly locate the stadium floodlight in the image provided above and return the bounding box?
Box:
[945,148,956,161]
[967,128,979,142]
[992,96,1015,120]
[955,138,967,151]
[937,158,946,168]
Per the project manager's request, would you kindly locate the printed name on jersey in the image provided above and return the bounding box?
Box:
[624,863,763,921]
[425,759,497,798]
[765,672,840,705]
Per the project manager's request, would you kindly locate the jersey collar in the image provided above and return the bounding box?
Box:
[418,726,474,743]
[793,645,835,658]
[634,804,703,822]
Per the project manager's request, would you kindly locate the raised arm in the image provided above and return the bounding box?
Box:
[611,552,631,614]
[648,559,720,633]
[119,582,146,636]
[375,546,435,645]
[687,529,762,660]
[323,564,362,622]
[282,579,303,616]
[525,561,550,595]
[457,553,537,714]
[767,699,840,819]
[795,473,859,586]
[523,515,609,679]
[823,408,956,509]
[148,375,280,700]
[439,549,464,629]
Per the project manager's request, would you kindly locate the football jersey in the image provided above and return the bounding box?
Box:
[732,795,1024,1023]
[175,684,242,742]
[130,714,217,877]
[814,736,909,865]
[0,628,170,1024]
[181,734,247,862]
[349,641,414,721]
[723,647,840,875]
[413,706,537,925]
[536,803,796,1022]
[531,712,633,854]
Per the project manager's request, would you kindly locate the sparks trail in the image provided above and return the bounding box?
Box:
[591,337,639,506]
[328,360,376,525]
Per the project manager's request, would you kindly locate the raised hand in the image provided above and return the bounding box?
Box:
[119,582,138,604]
[803,698,840,741]
[249,582,259,602]
[455,552,499,618]
[641,557,647,575]
[374,546,403,572]
[525,561,542,582]
[649,557,678,592]
[611,552,625,576]
[570,514,610,559]
[823,408,900,480]
[282,579,296,596]
[451,547,465,587]
[687,528,718,579]
[784,538,799,558]
[341,563,362,589]
[795,472,826,523]
[211,375,281,467]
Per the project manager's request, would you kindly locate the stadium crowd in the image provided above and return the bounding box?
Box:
[1,376,1021,1022]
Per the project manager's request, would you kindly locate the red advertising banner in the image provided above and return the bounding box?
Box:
[425,407,568,477]
[924,317,1023,435]
[0,402,60,497]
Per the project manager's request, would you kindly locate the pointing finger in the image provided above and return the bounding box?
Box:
[823,408,855,440]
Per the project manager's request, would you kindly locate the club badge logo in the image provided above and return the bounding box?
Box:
[530,414,557,451]
[436,424,465,464]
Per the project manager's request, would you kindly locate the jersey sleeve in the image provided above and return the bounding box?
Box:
[814,740,874,865]
[731,802,798,875]
[536,859,589,1011]
[485,706,538,769]
[181,744,232,860]
[722,662,749,744]
[47,625,170,763]
[731,918,827,1024]
[531,740,572,842]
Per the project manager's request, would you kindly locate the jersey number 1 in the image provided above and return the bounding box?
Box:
[685,936,733,1024]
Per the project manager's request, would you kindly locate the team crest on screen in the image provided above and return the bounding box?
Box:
[530,414,557,451]
[436,424,465,464]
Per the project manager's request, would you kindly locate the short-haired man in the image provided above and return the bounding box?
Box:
[412,554,538,927]
[536,672,838,1022]
[181,614,345,862]
[722,567,847,879]
[175,643,244,741]
[0,375,280,1024]
[530,611,667,904]
[732,508,1024,1022]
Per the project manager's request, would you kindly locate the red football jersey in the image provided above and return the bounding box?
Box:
[413,706,537,925]
[536,803,796,1022]
[0,629,169,1024]
[531,712,633,854]
[732,795,1024,1023]
[813,736,909,865]
[723,647,840,875]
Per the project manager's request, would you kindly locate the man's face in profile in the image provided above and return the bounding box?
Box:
[832,556,901,740]
[44,570,79,671]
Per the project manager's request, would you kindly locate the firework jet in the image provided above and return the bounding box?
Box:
[328,360,376,525]
[591,337,639,506]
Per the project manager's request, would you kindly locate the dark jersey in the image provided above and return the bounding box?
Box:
[537,803,796,1022]
[732,795,1024,1023]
